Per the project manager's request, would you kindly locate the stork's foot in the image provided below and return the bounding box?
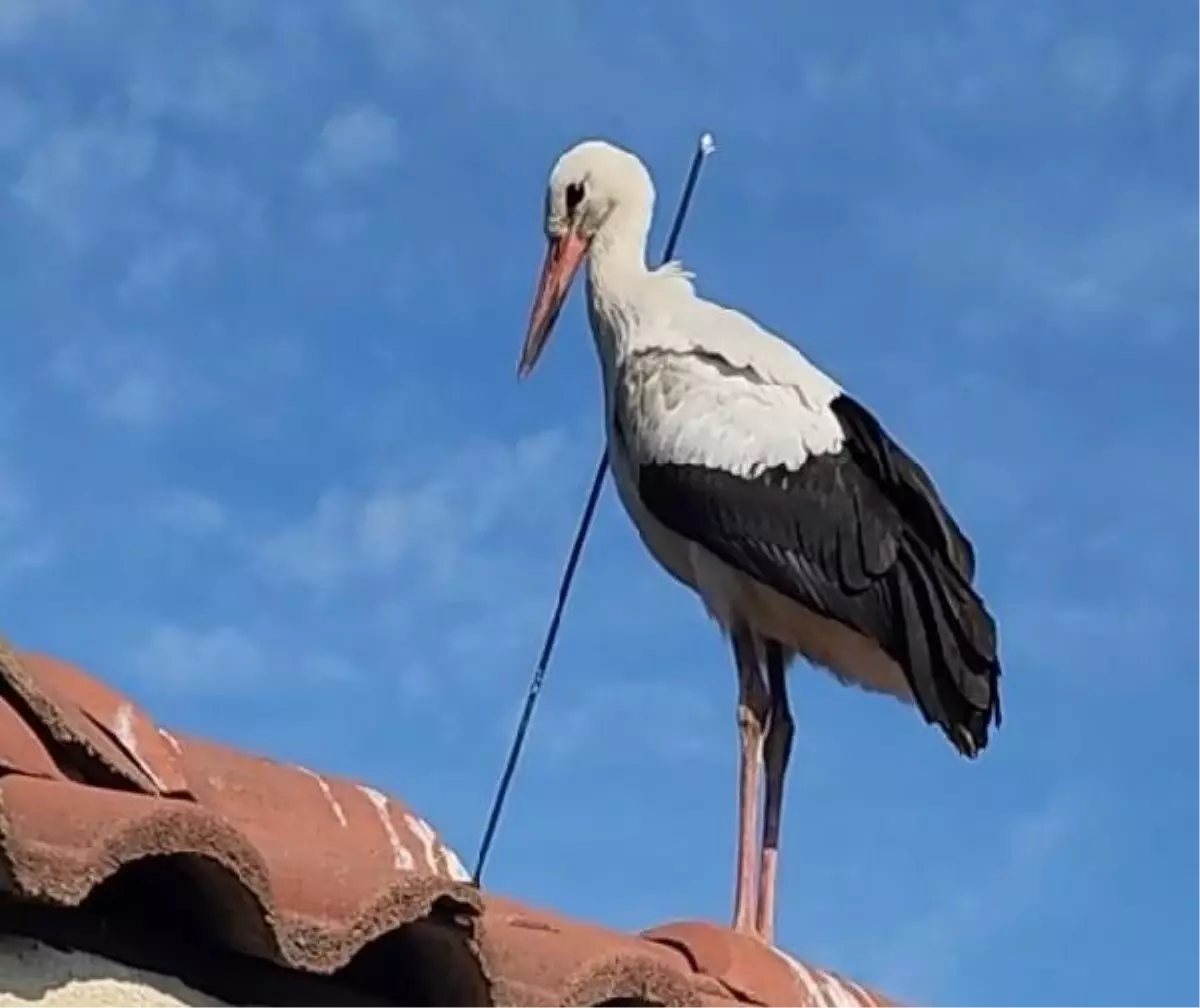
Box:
[724,921,772,945]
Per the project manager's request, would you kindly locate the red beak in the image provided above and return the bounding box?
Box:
[518,228,590,379]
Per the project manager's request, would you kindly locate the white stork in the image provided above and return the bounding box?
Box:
[517,139,1003,945]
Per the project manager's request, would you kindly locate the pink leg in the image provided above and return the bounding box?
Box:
[731,628,769,936]
[756,639,795,944]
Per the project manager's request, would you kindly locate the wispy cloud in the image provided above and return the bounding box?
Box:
[49,337,176,430]
[0,454,56,584]
[537,678,723,768]
[0,87,37,150]
[302,106,402,187]
[132,623,268,695]
[109,424,590,722]
[255,427,573,595]
[127,50,268,127]
[150,490,228,537]
[863,188,1195,345]
[10,113,157,251]
[116,232,210,306]
[872,796,1083,1003]
[0,0,80,45]
[130,620,368,698]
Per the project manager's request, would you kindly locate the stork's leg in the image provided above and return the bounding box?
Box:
[756,638,795,944]
[731,625,769,936]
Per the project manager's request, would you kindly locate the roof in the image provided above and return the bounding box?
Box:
[0,637,897,1007]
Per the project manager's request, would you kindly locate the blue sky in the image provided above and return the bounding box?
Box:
[1,1,1195,1004]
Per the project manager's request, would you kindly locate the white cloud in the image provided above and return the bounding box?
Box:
[341,1,429,75]
[6,78,264,312]
[49,338,177,430]
[128,51,267,126]
[0,87,36,150]
[132,623,266,695]
[98,372,165,427]
[0,454,57,584]
[863,188,1193,345]
[257,427,571,593]
[873,796,1081,1002]
[151,491,228,537]
[226,426,584,718]
[1055,34,1130,108]
[116,232,210,305]
[0,0,81,45]
[396,661,436,703]
[304,653,362,685]
[0,539,57,584]
[257,489,360,592]
[10,115,158,249]
[129,620,368,698]
[1143,50,1197,114]
[536,679,722,768]
[0,458,27,529]
[302,106,402,186]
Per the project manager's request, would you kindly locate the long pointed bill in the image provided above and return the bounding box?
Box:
[518,229,589,379]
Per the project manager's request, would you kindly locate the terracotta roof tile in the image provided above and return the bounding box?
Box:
[3,648,167,794]
[0,638,898,1006]
[18,652,191,798]
[479,895,722,1006]
[0,691,58,779]
[170,733,477,933]
[644,921,894,1007]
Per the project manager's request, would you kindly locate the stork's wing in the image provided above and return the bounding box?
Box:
[621,365,1000,754]
[829,394,977,583]
[636,447,909,647]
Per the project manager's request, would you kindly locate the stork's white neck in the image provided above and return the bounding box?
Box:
[580,204,648,398]
[579,191,705,427]
[587,202,651,284]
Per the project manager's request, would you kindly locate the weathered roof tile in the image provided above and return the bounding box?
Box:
[19,652,192,798]
[2,645,173,796]
[0,773,268,914]
[0,639,898,1007]
[0,693,59,780]
[644,920,894,1007]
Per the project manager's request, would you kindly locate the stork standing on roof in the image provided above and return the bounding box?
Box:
[516,139,1003,944]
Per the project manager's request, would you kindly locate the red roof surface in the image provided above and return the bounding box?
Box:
[0,637,897,1007]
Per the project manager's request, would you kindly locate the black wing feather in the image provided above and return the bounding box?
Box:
[831,394,977,582]
[632,398,1002,757]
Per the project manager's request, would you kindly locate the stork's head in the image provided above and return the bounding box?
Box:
[518,139,654,379]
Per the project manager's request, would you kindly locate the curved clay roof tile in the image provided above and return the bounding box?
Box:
[0,641,900,1007]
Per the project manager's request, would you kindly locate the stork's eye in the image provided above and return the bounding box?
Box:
[565,182,585,215]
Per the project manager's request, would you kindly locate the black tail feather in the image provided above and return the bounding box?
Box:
[893,533,1002,757]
